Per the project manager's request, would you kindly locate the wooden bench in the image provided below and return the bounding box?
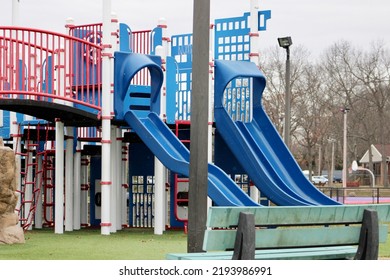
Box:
[167,204,390,260]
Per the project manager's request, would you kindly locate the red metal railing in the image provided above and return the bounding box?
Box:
[0,26,103,111]
[0,26,156,125]
[131,30,152,86]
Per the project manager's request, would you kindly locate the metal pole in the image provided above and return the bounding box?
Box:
[318,144,322,175]
[188,0,210,253]
[329,139,335,187]
[284,47,291,149]
[342,108,349,201]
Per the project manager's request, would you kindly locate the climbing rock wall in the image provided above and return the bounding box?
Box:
[0,140,25,244]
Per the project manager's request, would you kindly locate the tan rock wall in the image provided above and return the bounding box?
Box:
[0,140,25,244]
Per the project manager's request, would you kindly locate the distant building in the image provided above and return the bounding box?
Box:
[359,144,390,185]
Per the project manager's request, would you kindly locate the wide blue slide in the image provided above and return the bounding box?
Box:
[214,59,340,206]
[115,52,258,206]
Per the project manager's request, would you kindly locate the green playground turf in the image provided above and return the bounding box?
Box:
[1,227,389,260]
[0,228,187,260]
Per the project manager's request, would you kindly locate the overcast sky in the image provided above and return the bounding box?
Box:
[1,0,389,58]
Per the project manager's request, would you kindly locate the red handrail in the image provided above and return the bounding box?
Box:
[0,26,103,113]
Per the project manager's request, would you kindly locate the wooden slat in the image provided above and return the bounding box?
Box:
[207,204,390,227]
[203,224,388,251]
[167,246,357,260]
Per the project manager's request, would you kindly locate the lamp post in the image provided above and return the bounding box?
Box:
[341,107,350,201]
[278,36,292,149]
[328,138,336,187]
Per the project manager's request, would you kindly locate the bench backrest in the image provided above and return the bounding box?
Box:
[203,205,390,251]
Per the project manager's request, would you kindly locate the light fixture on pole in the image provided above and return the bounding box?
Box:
[278,36,292,149]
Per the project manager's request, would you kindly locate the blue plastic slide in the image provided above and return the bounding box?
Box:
[214,59,340,206]
[124,111,258,206]
[114,52,258,206]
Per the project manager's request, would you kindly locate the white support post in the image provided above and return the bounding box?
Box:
[12,0,20,26]
[115,127,122,230]
[73,140,81,230]
[157,18,168,121]
[55,120,64,234]
[154,45,167,235]
[154,158,165,235]
[109,13,120,232]
[110,127,117,233]
[34,155,43,229]
[100,0,113,235]
[64,127,74,231]
[249,0,260,203]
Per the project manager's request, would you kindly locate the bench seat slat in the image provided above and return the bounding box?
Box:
[203,224,388,251]
[167,246,357,260]
[167,205,390,260]
[207,205,390,227]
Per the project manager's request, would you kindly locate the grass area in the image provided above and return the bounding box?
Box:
[1,227,390,260]
[0,228,187,260]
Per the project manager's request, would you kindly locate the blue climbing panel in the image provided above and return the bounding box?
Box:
[166,12,271,124]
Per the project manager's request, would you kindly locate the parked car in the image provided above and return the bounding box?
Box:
[312,175,328,186]
[333,176,342,183]
[322,170,343,183]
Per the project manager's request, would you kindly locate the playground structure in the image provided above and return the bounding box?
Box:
[0,0,340,236]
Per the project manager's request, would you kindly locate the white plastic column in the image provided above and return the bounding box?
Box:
[65,127,74,231]
[154,158,165,235]
[154,45,166,235]
[100,0,112,235]
[110,127,117,233]
[157,18,168,121]
[12,0,20,26]
[73,140,81,230]
[159,19,169,225]
[115,127,122,231]
[249,0,260,203]
[110,13,122,232]
[55,120,64,234]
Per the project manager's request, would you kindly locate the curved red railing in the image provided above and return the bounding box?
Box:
[0,26,103,111]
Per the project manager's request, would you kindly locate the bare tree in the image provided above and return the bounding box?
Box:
[259,40,390,187]
[321,40,390,186]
